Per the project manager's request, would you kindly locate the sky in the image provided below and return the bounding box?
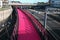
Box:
[10,0,49,3]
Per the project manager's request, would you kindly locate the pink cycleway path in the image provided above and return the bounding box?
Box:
[17,9,41,40]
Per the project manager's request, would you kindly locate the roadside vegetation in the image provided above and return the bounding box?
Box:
[0,6,11,11]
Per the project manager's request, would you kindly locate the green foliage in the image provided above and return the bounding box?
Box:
[0,6,10,11]
[37,2,49,5]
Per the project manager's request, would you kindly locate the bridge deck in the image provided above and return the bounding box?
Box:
[17,9,41,40]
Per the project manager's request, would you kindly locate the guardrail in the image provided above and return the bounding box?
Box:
[10,6,18,40]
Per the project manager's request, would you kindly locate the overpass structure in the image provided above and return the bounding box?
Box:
[9,3,37,6]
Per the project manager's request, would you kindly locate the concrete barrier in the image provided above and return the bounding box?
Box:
[0,7,13,22]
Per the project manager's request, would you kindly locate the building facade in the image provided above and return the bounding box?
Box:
[0,0,8,2]
[49,0,60,7]
[0,0,8,7]
[0,1,2,8]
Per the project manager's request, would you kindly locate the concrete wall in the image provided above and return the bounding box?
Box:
[0,7,12,22]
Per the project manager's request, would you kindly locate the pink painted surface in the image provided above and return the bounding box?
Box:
[17,9,41,40]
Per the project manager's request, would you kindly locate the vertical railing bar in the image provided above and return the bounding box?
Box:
[44,12,47,29]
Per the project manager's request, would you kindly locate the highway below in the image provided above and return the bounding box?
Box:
[27,9,60,40]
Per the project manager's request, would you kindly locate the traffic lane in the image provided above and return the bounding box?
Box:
[28,10,60,36]
[33,13,60,28]
[28,9,60,28]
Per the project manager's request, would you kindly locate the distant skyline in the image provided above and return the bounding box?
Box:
[10,0,49,3]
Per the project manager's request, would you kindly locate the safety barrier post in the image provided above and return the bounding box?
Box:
[44,12,47,29]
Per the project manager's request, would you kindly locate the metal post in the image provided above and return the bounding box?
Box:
[44,12,47,29]
[21,6,22,9]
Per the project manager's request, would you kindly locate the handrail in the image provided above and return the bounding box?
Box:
[10,6,18,40]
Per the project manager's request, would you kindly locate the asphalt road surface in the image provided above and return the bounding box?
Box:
[27,9,60,40]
